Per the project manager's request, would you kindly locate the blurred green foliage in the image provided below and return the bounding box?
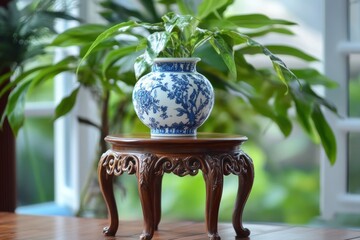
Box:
[16,117,54,206]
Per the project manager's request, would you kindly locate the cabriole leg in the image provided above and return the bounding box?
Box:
[137,156,156,240]
[153,174,163,231]
[203,167,223,240]
[232,153,254,239]
[98,152,119,236]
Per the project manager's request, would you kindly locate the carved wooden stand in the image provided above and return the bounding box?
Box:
[98,133,254,240]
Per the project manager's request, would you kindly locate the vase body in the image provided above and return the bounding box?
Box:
[132,58,214,137]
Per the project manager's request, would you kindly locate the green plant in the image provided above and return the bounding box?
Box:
[80,4,338,164]
[0,0,77,72]
[83,12,295,83]
[0,0,77,132]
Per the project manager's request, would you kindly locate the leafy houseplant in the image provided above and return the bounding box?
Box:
[83,12,295,84]
[82,9,337,162]
[82,12,302,137]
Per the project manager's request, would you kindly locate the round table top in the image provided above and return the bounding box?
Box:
[106,133,247,142]
[105,133,248,153]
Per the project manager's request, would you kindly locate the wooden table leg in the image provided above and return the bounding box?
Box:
[203,161,223,240]
[137,156,156,240]
[98,151,119,236]
[232,152,254,239]
[153,174,163,231]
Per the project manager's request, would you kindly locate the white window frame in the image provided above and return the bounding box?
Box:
[54,0,102,213]
[321,0,360,219]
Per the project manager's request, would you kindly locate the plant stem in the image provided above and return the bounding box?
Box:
[100,90,110,154]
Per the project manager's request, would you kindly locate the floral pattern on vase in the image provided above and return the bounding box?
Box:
[132,58,214,136]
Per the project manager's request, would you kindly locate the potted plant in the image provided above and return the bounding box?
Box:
[81,9,336,160]
[83,12,300,137]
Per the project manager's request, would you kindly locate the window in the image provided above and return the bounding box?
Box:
[16,0,101,214]
[321,0,360,219]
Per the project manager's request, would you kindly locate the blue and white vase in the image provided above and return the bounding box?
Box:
[132,58,214,137]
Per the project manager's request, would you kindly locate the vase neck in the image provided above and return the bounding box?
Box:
[152,59,199,72]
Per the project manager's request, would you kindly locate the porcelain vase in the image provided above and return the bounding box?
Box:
[132,58,214,137]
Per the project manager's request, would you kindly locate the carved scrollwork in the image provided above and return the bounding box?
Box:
[101,150,139,176]
[154,155,205,177]
[203,154,223,191]
[138,153,157,188]
[148,152,253,179]
[223,150,253,176]
[100,150,252,178]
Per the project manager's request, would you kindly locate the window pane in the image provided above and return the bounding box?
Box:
[16,117,54,206]
[348,54,360,117]
[348,132,360,193]
[349,0,360,41]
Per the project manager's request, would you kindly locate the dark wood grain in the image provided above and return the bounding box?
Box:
[1,213,360,240]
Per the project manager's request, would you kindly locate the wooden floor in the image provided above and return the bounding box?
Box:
[1,212,360,240]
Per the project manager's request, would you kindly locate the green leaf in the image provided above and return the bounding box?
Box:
[99,0,147,22]
[275,115,293,137]
[209,34,236,79]
[0,71,13,88]
[290,86,318,142]
[226,14,296,28]
[77,20,137,75]
[176,0,197,15]
[274,91,293,136]
[249,97,274,119]
[274,90,291,115]
[221,30,248,45]
[2,80,31,136]
[312,105,337,165]
[79,39,120,58]
[240,37,298,90]
[51,24,108,47]
[240,45,318,62]
[291,68,338,88]
[0,65,50,99]
[55,87,80,120]
[217,77,256,99]
[246,27,294,38]
[28,56,77,90]
[197,0,229,19]
[139,0,159,21]
[302,84,338,114]
[272,61,289,93]
[147,31,171,58]
[249,96,292,136]
[134,54,151,79]
[102,45,138,78]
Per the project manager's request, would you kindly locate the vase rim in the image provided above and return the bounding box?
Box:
[154,57,201,63]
